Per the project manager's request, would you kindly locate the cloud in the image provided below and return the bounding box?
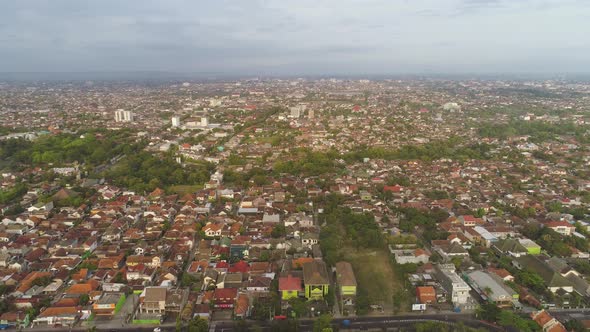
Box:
[0,0,589,74]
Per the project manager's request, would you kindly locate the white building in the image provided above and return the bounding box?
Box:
[114,109,133,122]
[435,264,471,306]
[209,99,222,107]
[171,116,181,127]
[442,102,461,112]
[290,104,306,118]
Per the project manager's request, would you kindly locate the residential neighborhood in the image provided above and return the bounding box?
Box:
[1,78,590,331]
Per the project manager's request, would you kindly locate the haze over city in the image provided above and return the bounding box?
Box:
[1,0,590,76]
[3,2,590,332]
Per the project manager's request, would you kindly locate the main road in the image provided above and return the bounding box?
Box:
[212,313,504,331]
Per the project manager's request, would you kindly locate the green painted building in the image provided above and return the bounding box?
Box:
[335,261,357,306]
[303,260,330,300]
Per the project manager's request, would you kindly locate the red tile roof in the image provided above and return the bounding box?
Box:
[279,275,302,291]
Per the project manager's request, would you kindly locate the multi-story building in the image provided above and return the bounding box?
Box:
[171,116,180,127]
[435,264,471,306]
[114,109,133,122]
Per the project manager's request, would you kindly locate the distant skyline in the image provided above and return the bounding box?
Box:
[1,0,590,76]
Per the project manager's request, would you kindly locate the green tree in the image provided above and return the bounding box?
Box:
[271,224,286,238]
[288,298,308,318]
[476,303,501,322]
[313,314,333,332]
[79,294,90,306]
[564,319,586,332]
[188,317,208,332]
[415,321,450,332]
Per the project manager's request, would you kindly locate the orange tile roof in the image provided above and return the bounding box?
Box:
[38,306,79,318]
[532,310,554,328]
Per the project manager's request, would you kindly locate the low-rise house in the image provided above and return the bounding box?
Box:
[32,307,80,327]
[487,268,514,282]
[92,292,126,317]
[303,261,330,300]
[518,238,542,255]
[545,221,576,236]
[213,288,238,309]
[301,232,319,247]
[203,223,223,237]
[391,248,430,264]
[279,275,302,300]
[217,273,243,289]
[530,310,567,332]
[246,276,272,292]
[335,262,357,306]
[126,255,161,269]
[0,311,30,329]
[416,286,436,304]
[431,240,469,260]
[514,256,574,294]
[493,239,528,258]
[165,288,189,314]
[234,293,250,319]
[467,271,516,308]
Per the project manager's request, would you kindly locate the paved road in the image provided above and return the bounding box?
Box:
[213,313,504,331]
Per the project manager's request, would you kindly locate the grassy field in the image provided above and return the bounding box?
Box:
[343,247,409,314]
[167,184,202,195]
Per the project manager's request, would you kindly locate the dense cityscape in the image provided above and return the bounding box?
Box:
[1,77,590,331]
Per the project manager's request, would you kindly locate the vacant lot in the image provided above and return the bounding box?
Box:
[167,184,202,195]
[343,247,409,314]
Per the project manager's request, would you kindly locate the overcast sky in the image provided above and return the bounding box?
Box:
[1,0,589,75]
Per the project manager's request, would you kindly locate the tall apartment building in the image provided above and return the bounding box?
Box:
[171,116,181,127]
[114,109,134,122]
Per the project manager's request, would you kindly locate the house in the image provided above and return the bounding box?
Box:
[246,276,272,292]
[472,226,498,247]
[140,287,167,315]
[467,271,516,308]
[514,256,574,294]
[262,213,280,223]
[487,268,514,282]
[518,238,542,255]
[432,240,469,260]
[530,310,567,332]
[203,224,223,237]
[165,288,189,314]
[65,280,100,295]
[545,221,576,236]
[493,239,528,258]
[459,215,483,227]
[213,288,238,309]
[126,255,161,269]
[391,248,430,264]
[32,307,80,327]
[416,286,436,304]
[301,232,319,247]
[126,265,156,281]
[0,311,30,329]
[279,275,302,300]
[335,262,357,306]
[217,273,243,289]
[92,292,126,317]
[303,261,330,300]
[234,293,250,319]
